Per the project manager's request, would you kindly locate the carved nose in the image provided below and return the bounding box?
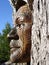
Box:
[7,28,19,40]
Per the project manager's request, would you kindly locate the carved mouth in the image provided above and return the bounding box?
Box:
[10,39,23,54]
[10,39,21,48]
[10,40,20,54]
[10,47,20,53]
[10,46,20,50]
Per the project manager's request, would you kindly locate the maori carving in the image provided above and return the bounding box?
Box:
[7,0,32,65]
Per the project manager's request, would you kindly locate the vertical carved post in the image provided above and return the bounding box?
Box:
[31,0,49,65]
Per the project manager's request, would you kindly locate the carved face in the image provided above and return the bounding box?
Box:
[7,5,32,63]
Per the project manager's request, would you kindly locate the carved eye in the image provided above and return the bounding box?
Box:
[21,23,25,27]
[22,23,25,26]
[15,23,25,29]
[16,24,21,27]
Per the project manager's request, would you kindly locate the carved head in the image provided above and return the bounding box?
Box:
[7,4,32,63]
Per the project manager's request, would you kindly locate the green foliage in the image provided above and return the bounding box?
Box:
[0,23,11,63]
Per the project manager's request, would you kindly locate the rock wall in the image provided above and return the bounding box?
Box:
[31,0,49,65]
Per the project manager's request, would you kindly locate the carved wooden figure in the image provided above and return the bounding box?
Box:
[7,3,32,65]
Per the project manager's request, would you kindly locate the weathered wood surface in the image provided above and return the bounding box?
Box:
[31,0,49,65]
[9,0,49,65]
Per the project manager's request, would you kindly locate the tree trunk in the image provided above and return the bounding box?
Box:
[31,0,49,65]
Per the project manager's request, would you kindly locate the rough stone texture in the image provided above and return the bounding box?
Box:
[31,0,49,65]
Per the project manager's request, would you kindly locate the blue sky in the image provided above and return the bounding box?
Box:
[0,0,13,33]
